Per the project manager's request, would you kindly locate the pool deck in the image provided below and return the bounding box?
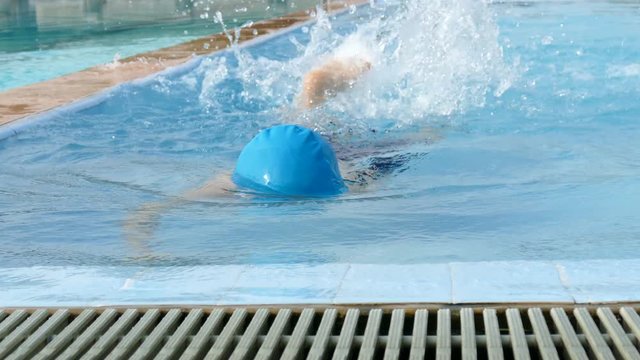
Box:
[2,259,640,307]
[0,0,362,128]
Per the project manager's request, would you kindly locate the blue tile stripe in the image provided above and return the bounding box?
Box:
[1,260,639,306]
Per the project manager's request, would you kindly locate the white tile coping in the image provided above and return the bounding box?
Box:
[1,259,640,306]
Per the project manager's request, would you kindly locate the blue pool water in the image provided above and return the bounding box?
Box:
[0,0,318,91]
[1,0,640,268]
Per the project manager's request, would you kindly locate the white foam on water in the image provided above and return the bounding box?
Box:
[197,0,515,135]
[607,63,640,78]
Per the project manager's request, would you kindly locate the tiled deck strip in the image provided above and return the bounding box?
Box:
[2,260,640,307]
[0,0,361,127]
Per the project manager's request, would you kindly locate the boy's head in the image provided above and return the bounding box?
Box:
[232,124,346,196]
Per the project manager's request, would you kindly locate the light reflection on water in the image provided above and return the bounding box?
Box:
[1,0,640,267]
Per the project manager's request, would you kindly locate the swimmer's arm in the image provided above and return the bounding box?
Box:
[298,57,371,109]
[123,173,235,257]
[183,171,236,199]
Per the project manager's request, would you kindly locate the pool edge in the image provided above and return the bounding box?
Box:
[2,259,640,307]
[0,0,366,134]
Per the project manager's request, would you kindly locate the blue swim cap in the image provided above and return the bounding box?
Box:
[232,124,347,196]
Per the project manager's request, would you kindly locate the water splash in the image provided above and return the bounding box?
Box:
[198,0,515,135]
[334,0,515,122]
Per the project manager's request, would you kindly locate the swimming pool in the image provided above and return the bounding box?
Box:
[0,0,319,91]
[2,0,640,304]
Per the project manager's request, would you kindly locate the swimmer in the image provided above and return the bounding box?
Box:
[124,45,436,254]
[181,52,375,198]
[123,52,375,254]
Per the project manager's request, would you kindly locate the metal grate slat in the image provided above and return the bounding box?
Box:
[621,307,640,343]
[6,309,70,360]
[550,308,589,360]
[179,309,225,360]
[229,308,270,360]
[130,308,182,359]
[255,308,291,360]
[483,309,505,360]
[527,308,560,360]
[32,309,96,360]
[597,307,640,360]
[357,309,382,360]
[281,308,315,360]
[205,308,247,359]
[58,308,119,359]
[574,307,616,360]
[506,308,531,360]
[436,308,451,360]
[0,309,49,359]
[383,309,404,360]
[409,309,428,360]
[2,305,640,359]
[105,308,161,360]
[80,308,138,360]
[0,310,29,339]
[156,309,204,360]
[461,308,477,360]
[307,308,338,360]
[332,308,359,360]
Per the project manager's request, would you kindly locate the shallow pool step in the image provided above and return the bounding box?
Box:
[1,306,640,359]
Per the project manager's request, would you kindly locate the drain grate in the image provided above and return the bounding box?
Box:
[1,306,640,359]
